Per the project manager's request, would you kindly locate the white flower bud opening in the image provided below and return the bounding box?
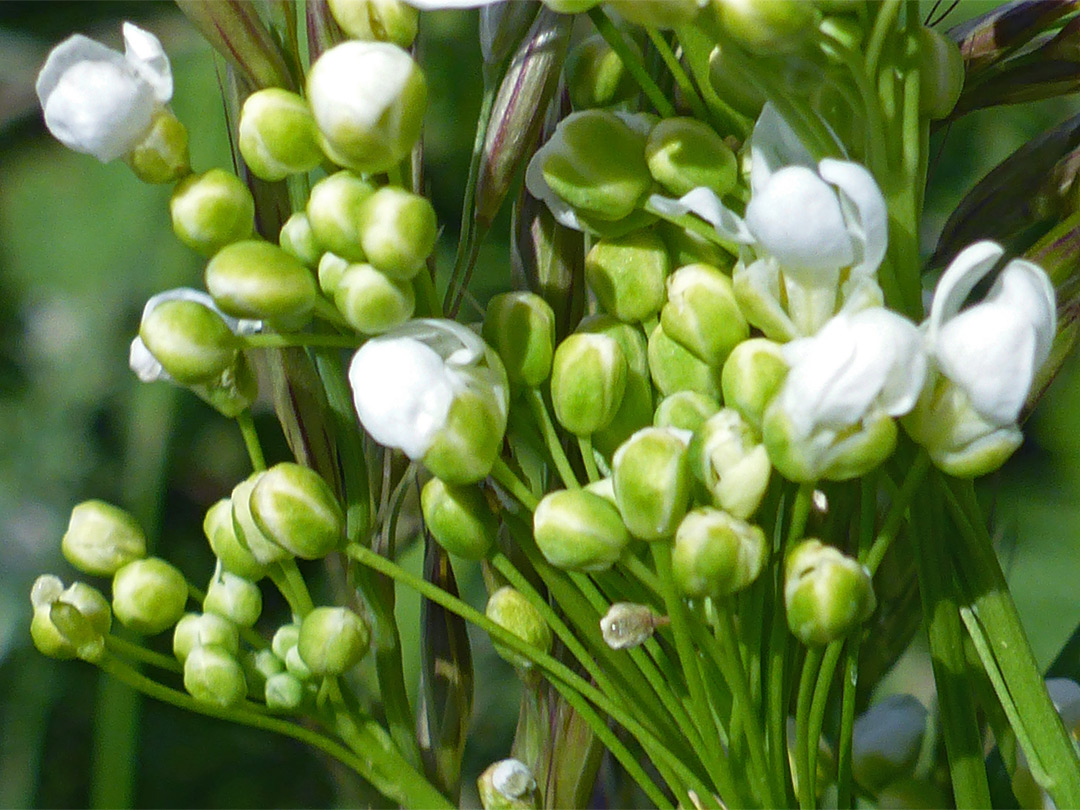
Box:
[491,759,536,799]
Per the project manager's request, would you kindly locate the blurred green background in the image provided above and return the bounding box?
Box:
[2,2,1080,808]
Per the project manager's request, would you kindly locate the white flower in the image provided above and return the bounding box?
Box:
[36,22,172,162]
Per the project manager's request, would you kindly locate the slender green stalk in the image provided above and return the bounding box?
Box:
[672,24,752,138]
[490,457,541,511]
[525,388,580,489]
[864,450,930,574]
[236,409,266,472]
[645,28,711,122]
[243,333,360,349]
[865,0,902,79]
[587,8,675,117]
[807,640,844,802]
[271,559,316,617]
[794,646,825,810]
[835,638,860,809]
[105,636,182,674]
[577,435,602,484]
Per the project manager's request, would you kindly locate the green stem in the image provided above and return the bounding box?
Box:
[587,8,675,117]
[673,24,753,138]
[807,640,844,803]
[525,388,580,489]
[105,635,182,674]
[865,0,901,79]
[835,638,860,809]
[271,559,316,617]
[490,457,540,511]
[795,646,824,810]
[645,27,710,122]
[577,434,602,484]
[243,333,360,349]
[864,450,930,574]
[236,409,266,472]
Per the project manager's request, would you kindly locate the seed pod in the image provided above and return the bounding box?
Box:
[918,26,964,120]
[139,298,240,385]
[421,478,498,561]
[612,426,692,541]
[485,586,552,670]
[306,171,377,262]
[184,644,248,707]
[239,88,323,181]
[62,500,147,577]
[333,263,415,334]
[585,229,670,323]
[533,488,630,571]
[297,606,371,675]
[204,498,268,581]
[646,118,737,198]
[172,611,240,663]
[205,240,317,325]
[250,462,344,560]
[170,169,254,257]
[204,565,263,627]
[784,539,876,645]
[112,557,189,635]
[550,332,628,435]
[357,186,438,280]
[671,508,768,598]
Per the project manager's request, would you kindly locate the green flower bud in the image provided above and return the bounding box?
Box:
[424,384,509,485]
[721,338,788,430]
[784,539,876,645]
[184,645,248,708]
[550,332,628,435]
[239,89,323,181]
[230,473,293,565]
[318,252,351,297]
[139,298,240,385]
[654,391,721,433]
[49,599,106,662]
[483,292,556,387]
[478,759,540,810]
[541,0,599,11]
[250,462,344,560]
[580,317,654,457]
[306,41,427,174]
[306,171,377,263]
[204,498,268,581]
[128,109,190,184]
[713,0,818,54]
[279,213,322,269]
[272,622,301,660]
[172,611,240,664]
[205,240,317,325]
[648,323,722,400]
[565,35,640,110]
[357,187,437,280]
[690,409,771,519]
[612,426,692,541]
[584,476,617,505]
[285,645,313,680]
[672,507,767,598]
[333,263,416,334]
[328,0,418,47]
[585,229,670,323]
[485,586,552,670]
[658,219,732,269]
[661,263,748,367]
[707,45,765,120]
[539,110,652,222]
[204,566,263,627]
[533,488,630,571]
[29,576,73,660]
[30,577,112,662]
[265,671,306,711]
[645,118,737,199]
[112,557,189,635]
[250,647,284,684]
[297,606,371,676]
[599,602,665,650]
[918,26,964,120]
[606,0,701,27]
[62,499,147,577]
[421,478,498,561]
[169,169,254,257]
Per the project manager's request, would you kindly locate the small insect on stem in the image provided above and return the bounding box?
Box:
[600,602,670,650]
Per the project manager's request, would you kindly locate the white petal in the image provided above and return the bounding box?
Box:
[648,188,753,244]
[746,166,854,273]
[732,258,799,341]
[390,318,487,366]
[129,336,167,383]
[998,258,1057,368]
[749,102,813,194]
[926,240,1004,345]
[36,34,121,106]
[122,22,172,103]
[308,41,416,133]
[141,288,263,336]
[405,0,497,6]
[818,158,887,278]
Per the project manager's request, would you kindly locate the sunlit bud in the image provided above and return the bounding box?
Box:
[585,476,617,505]
[606,0,701,27]
[918,26,964,120]
[646,118,737,199]
[112,557,189,635]
[172,611,240,664]
[721,338,787,430]
[169,169,255,257]
[306,171,377,263]
[238,89,323,181]
[297,606,371,675]
[672,507,768,598]
[423,383,510,485]
[265,671,306,711]
[707,44,764,120]
[658,220,731,270]
[852,694,928,793]
[252,648,285,681]
[30,577,112,661]
[478,759,540,810]
[306,41,426,174]
[48,598,106,662]
[550,332,628,435]
[690,409,771,519]
[648,323,722,400]
[204,566,263,627]
[62,499,147,576]
[600,602,666,650]
[285,645,313,680]
[334,263,416,334]
[127,108,190,184]
[483,292,556,387]
[784,539,876,645]
[527,110,652,226]
[579,317,654,457]
[204,498,268,581]
[585,229,670,323]
[486,586,552,670]
[184,645,247,707]
[279,213,322,269]
[205,240,317,326]
[613,426,692,541]
[654,391,720,433]
[533,488,630,571]
[272,623,301,660]
[231,473,293,566]
[712,0,818,54]
[329,0,418,46]
[421,478,498,560]
[565,34,640,110]
[318,252,351,296]
[250,463,344,560]
[61,581,113,638]
[139,297,240,385]
[661,263,748,368]
[357,187,438,280]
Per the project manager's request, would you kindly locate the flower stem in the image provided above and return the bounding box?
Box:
[490,457,540,511]
[794,646,825,809]
[577,434,602,484]
[105,635,181,675]
[236,409,266,472]
[525,388,580,489]
[645,27,710,123]
[587,8,675,117]
[835,638,861,809]
[243,333,361,349]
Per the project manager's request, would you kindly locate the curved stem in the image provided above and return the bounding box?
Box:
[236,409,266,472]
[587,8,675,117]
[525,388,580,489]
[794,646,825,810]
[105,635,182,674]
[645,27,710,123]
[490,457,540,511]
[577,434,602,484]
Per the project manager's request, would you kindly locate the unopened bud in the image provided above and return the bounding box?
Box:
[585,229,670,323]
[204,566,263,627]
[672,508,768,598]
[231,473,293,566]
[483,292,556,387]
[690,409,771,519]
[172,611,240,663]
[565,34,639,110]
[169,169,254,257]
[48,599,106,662]
[112,557,189,635]
[333,263,416,334]
[721,338,787,430]
[318,252,350,296]
[658,219,732,269]
[204,498,268,581]
[272,622,301,660]
[250,463,344,560]
[279,212,322,269]
[285,645,313,680]
[646,118,737,198]
[580,316,654,457]
[421,478,498,561]
[648,323,722,400]
[306,171,377,263]
[239,89,323,181]
[139,298,240,385]
[357,187,437,280]
[128,109,190,184]
[550,332,628,435]
[205,241,317,326]
[785,539,876,645]
[478,759,540,810]
[533,488,630,571]
[662,263,748,367]
[30,577,111,661]
[654,391,720,433]
[713,0,818,54]
[328,0,418,47]
[184,644,248,707]
[486,586,552,670]
[422,384,509,485]
[265,671,306,711]
[62,500,147,577]
[600,602,665,649]
[918,26,964,120]
[613,427,692,541]
[297,606,371,675]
